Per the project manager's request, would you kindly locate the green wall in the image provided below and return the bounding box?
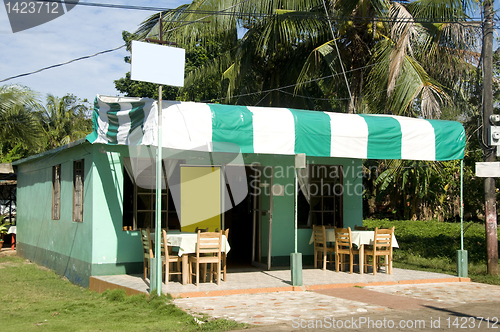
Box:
[15,142,364,284]
[15,143,93,286]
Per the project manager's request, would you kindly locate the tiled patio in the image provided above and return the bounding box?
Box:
[89,266,469,298]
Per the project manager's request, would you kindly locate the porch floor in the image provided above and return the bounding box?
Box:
[89,265,469,298]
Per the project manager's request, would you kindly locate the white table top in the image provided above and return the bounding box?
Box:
[7,226,16,234]
[309,229,398,248]
[165,232,231,256]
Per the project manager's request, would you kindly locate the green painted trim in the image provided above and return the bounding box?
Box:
[289,109,331,156]
[428,119,465,160]
[18,242,91,288]
[210,104,254,153]
[360,115,402,159]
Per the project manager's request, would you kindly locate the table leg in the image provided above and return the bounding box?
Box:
[182,254,189,285]
[359,244,364,275]
[11,234,15,250]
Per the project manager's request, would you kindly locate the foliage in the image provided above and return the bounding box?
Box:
[37,94,92,150]
[0,256,246,331]
[364,219,500,284]
[126,0,479,113]
[0,84,44,160]
[0,215,10,236]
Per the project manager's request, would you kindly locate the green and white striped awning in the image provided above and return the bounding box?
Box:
[87,95,465,161]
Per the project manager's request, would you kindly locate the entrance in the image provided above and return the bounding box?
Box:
[223,165,255,267]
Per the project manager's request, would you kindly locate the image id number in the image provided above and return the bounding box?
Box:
[5,1,61,14]
[446,317,498,329]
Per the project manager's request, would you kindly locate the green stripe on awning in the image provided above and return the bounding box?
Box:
[210,104,254,153]
[428,119,465,160]
[106,103,121,145]
[290,109,331,157]
[360,115,402,159]
[129,101,146,143]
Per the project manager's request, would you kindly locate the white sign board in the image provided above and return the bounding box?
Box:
[476,162,500,177]
[130,40,185,87]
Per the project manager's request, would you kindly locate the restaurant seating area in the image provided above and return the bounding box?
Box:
[140,228,230,286]
[138,225,396,288]
[311,226,398,276]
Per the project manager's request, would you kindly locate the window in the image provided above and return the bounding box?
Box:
[73,160,84,222]
[298,164,343,228]
[122,159,183,230]
[52,164,61,220]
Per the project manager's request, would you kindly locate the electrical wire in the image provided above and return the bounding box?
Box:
[0,45,125,83]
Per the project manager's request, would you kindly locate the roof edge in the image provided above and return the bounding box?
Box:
[12,138,88,166]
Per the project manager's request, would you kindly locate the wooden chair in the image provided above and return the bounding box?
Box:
[313,225,334,270]
[354,225,368,230]
[364,227,394,275]
[161,229,182,283]
[188,231,222,286]
[140,229,153,279]
[195,227,209,233]
[334,227,360,273]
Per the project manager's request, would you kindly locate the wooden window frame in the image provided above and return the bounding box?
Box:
[73,160,84,222]
[52,164,61,220]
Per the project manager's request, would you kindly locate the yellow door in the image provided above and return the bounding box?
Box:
[180,166,221,232]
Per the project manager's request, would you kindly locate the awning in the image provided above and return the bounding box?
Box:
[87,95,465,161]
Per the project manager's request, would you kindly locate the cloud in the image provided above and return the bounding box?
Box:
[0,0,187,103]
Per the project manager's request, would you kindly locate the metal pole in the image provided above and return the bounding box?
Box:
[294,169,298,254]
[155,85,163,296]
[460,160,464,251]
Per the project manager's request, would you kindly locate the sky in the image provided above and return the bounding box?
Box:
[0,0,187,103]
[0,1,497,106]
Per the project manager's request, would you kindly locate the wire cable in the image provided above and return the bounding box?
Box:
[0,45,125,83]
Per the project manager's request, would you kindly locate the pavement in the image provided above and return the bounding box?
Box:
[173,282,500,331]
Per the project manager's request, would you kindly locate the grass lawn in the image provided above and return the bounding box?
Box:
[364,219,500,285]
[0,254,245,332]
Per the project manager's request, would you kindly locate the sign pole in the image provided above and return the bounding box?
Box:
[154,13,164,296]
[154,88,163,295]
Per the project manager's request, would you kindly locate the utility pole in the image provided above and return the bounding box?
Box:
[482,0,499,275]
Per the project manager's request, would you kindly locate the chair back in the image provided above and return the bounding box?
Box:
[140,228,153,259]
[313,225,327,249]
[196,231,222,258]
[373,227,394,254]
[354,225,368,230]
[195,227,209,233]
[161,229,174,257]
[334,227,352,253]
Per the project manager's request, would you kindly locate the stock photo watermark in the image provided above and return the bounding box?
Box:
[3,0,79,33]
[292,315,499,329]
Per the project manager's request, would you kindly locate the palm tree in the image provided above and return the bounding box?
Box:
[39,94,91,149]
[0,84,43,159]
[129,0,479,115]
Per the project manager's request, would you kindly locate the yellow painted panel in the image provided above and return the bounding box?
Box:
[180,166,221,232]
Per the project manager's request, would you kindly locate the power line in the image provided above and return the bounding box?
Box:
[34,0,489,24]
[0,45,125,83]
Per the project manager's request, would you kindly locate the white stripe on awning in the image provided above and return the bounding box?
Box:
[248,106,295,155]
[328,113,368,159]
[394,115,436,160]
[162,101,212,151]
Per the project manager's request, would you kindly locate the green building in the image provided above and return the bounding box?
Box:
[13,96,465,287]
